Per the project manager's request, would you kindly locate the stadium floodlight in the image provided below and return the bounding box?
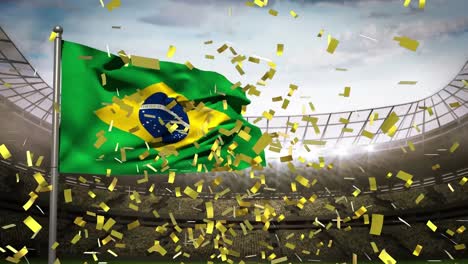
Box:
[366,145,375,152]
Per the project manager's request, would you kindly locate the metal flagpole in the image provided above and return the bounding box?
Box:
[48,25,63,264]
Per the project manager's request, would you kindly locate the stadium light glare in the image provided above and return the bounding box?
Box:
[366,145,375,152]
[334,146,348,156]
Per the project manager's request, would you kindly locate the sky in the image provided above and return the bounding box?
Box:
[1,0,468,116]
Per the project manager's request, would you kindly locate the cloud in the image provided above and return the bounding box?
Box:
[138,1,228,28]
[398,17,468,39]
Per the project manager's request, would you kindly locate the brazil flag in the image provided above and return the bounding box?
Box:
[59,41,268,175]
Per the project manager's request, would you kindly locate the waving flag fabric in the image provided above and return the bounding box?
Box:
[59,40,266,175]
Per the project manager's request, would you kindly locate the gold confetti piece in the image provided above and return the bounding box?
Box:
[460,177,468,186]
[167,45,176,58]
[413,244,423,256]
[70,233,81,244]
[456,225,466,233]
[167,171,176,183]
[73,217,86,227]
[99,202,110,212]
[393,36,419,51]
[455,244,466,250]
[100,73,107,87]
[88,191,96,198]
[337,118,349,125]
[449,102,461,108]
[103,218,116,231]
[403,0,411,7]
[127,220,140,230]
[221,99,228,111]
[462,79,468,87]
[204,40,213,44]
[64,189,72,203]
[381,112,399,134]
[426,220,437,232]
[405,179,413,188]
[253,133,273,155]
[280,155,293,162]
[446,229,455,236]
[276,44,284,56]
[0,144,12,160]
[396,170,413,183]
[205,54,215,60]
[398,81,418,85]
[370,242,379,253]
[51,242,59,250]
[106,168,111,177]
[131,55,160,70]
[250,181,262,194]
[303,140,326,146]
[35,156,44,167]
[379,249,396,264]
[108,177,118,191]
[184,61,195,70]
[48,31,57,41]
[415,193,425,204]
[78,55,93,60]
[289,10,298,18]
[106,0,121,11]
[26,150,33,167]
[339,86,351,97]
[271,256,288,264]
[254,0,268,7]
[94,135,107,149]
[366,177,377,192]
[238,129,251,141]
[129,203,139,211]
[13,246,28,260]
[355,206,368,218]
[217,44,229,53]
[327,36,339,54]
[148,241,167,256]
[269,9,278,16]
[352,189,361,197]
[362,130,375,140]
[419,0,426,9]
[245,1,255,7]
[281,99,290,109]
[23,216,42,234]
[248,56,260,64]
[22,192,38,211]
[206,202,214,218]
[370,214,384,235]
[450,142,459,153]
[235,64,245,75]
[184,186,199,199]
[111,230,123,240]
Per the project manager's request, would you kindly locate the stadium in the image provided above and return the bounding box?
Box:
[1,2,468,264]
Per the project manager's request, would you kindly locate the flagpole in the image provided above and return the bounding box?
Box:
[48,25,62,264]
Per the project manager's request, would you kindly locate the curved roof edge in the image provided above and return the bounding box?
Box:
[1,26,467,149]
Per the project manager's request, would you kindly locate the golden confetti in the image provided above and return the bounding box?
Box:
[167,45,176,58]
